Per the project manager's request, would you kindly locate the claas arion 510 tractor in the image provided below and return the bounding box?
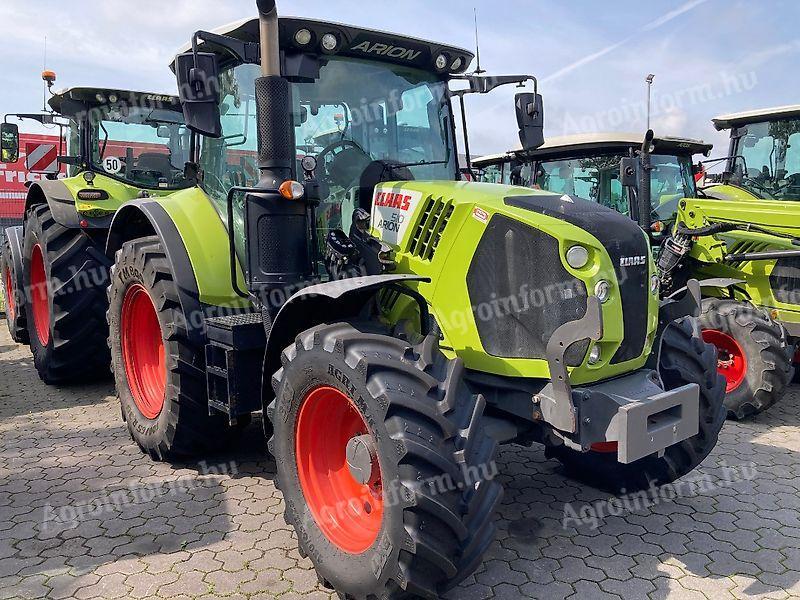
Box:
[97,2,724,596]
[475,132,795,420]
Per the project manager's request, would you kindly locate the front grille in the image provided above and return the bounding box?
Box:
[505,194,651,364]
[408,196,453,260]
[770,257,800,304]
[467,215,588,362]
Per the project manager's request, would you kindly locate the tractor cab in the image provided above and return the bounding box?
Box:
[172,15,543,279]
[707,105,800,202]
[475,132,712,233]
[47,88,193,190]
[2,87,193,191]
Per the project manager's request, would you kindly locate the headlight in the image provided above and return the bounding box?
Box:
[295,29,313,46]
[435,54,448,71]
[565,245,589,269]
[588,344,602,365]
[450,57,463,71]
[594,280,611,303]
[321,33,339,52]
[650,274,660,295]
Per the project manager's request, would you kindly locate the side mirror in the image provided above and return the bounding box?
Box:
[516,93,545,151]
[156,125,171,138]
[175,51,222,138]
[1,122,20,164]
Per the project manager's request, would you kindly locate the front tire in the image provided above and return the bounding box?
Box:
[108,236,228,460]
[546,317,726,493]
[699,298,792,419]
[268,323,502,599]
[22,205,110,383]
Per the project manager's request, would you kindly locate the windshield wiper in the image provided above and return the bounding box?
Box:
[384,160,449,170]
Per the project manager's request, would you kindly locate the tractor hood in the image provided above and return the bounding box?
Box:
[370,181,658,383]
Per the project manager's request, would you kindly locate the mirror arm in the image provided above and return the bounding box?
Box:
[191,30,260,72]
[452,74,537,96]
[458,94,476,180]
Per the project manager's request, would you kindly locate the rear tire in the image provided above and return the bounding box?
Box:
[21,205,110,383]
[699,298,792,419]
[268,322,502,599]
[546,317,726,493]
[107,236,228,460]
[1,228,28,344]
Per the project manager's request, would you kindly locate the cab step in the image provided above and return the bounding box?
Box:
[205,313,266,422]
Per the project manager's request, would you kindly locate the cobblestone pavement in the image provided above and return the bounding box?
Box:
[1,326,799,600]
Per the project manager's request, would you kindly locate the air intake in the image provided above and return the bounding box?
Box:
[408,196,454,260]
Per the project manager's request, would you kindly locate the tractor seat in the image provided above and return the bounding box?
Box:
[133,153,173,181]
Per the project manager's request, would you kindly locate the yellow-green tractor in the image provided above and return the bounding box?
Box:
[86,2,726,596]
[0,88,195,385]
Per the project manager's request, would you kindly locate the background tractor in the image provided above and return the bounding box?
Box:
[476,132,794,419]
[702,105,800,203]
[94,1,725,597]
[0,87,199,384]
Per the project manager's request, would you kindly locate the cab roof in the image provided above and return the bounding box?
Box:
[48,87,182,116]
[174,16,474,75]
[712,105,800,130]
[474,132,712,167]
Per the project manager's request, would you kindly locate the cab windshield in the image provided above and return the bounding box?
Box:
[199,57,457,249]
[731,118,800,200]
[90,105,191,189]
[533,153,696,220]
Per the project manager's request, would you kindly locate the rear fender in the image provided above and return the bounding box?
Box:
[106,201,207,346]
[25,180,114,230]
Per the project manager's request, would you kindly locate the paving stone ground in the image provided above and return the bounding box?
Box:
[1,326,799,599]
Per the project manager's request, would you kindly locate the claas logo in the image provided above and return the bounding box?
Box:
[374,191,412,211]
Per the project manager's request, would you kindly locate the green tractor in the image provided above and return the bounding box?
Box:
[475,132,794,418]
[93,1,725,596]
[702,105,800,203]
[0,87,196,383]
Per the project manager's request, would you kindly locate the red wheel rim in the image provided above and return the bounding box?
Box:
[30,244,50,346]
[702,329,747,393]
[4,266,15,322]
[121,284,166,419]
[295,387,383,554]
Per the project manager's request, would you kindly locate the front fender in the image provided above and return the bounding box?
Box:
[262,274,428,407]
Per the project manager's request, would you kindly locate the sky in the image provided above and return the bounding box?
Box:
[1,0,798,160]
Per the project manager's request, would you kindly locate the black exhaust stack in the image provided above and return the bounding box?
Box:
[637,130,654,234]
[242,0,309,299]
[255,0,293,188]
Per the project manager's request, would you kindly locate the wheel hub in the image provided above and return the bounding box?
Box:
[346,434,378,486]
[702,329,747,393]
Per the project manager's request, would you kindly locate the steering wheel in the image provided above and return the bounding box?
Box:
[316,139,372,191]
